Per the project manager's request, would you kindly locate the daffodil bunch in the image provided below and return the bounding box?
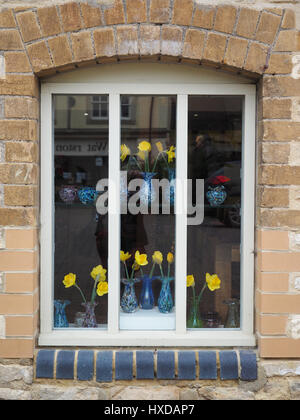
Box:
[63,265,108,304]
[187,273,221,307]
[120,140,176,172]
[120,250,175,281]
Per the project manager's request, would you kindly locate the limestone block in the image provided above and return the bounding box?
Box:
[287,315,300,339]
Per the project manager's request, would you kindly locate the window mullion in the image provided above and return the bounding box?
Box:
[175,94,188,335]
[107,93,121,334]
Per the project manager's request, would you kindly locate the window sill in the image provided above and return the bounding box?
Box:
[38,330,256,347]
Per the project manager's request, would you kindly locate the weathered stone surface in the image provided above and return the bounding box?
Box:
[0,364,33,387]
[236,8,260,39]
[255,12,281,44]
[255,380,290,400]
[198,386,255,400]
[30,385,108,400]
[193,6,215,29]
[149,0,170,23]
[214,5,237,34]
[0,388,31,400]
[37,6,62,37]
[263,361,300,377]
[111,385,180,400]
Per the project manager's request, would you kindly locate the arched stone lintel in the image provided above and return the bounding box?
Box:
[2,2,297,78]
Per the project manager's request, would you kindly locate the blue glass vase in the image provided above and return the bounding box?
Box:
[121,279,139,313]
[206,185,227,207]
[140,172,157,206]
[139,275,156,310]
[158,277,174,314]
[164,168,175,206]
[78,187,98,205]
[54,300,70,328]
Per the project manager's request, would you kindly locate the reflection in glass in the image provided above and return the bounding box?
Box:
[54,94,109,329]
[119,96,177,331]
[187,96,243,329]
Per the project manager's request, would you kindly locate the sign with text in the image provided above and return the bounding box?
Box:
[55,140,108,156]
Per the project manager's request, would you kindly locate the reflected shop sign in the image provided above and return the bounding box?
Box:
[55,140,108,156]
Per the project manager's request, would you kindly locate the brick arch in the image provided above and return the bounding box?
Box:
[7,1,296,78]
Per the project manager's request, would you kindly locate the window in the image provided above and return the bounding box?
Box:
[40,64,256,347]
[89,95,134,121]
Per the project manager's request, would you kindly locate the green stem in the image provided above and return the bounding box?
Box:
[91,274,100,304]
[131,156,143,171]
[152,153,161,172]
[197,284,207,305]
[149,262,156,279]
[145,153,150,172]
[159,264,164,278]
[161,152,169,169]
[167,263,170,279]
[123,261,130,281]
[75,284,87,304]
[140,267,144,277]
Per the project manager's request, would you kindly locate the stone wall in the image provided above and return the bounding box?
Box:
[0,0,299,385]
[0,357,299,400]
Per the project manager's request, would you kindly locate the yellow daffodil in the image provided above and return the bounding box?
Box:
[167,252,174,264]
[187,275,195,288]
[156,141,163,153]
[166,145,176,163]
[135,250,148,266]
[206,273,221,291]
[138,140,151,153]
[91,265,107,281]
[63,273,76,288]
[120,144,130,162]
[132,261,140,271]
[120,251,131,262]
[96,281,108,296]
[152,251,163,265]
[137,150,146,160]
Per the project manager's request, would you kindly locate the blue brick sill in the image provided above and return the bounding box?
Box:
[35,349,257,382]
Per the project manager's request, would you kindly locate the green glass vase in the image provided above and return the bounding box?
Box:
[187,300,203,328]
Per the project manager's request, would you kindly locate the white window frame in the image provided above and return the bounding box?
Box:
[39,79,256,347]
[90,94,133,121]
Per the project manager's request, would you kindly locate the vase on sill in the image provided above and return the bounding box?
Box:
[121,279,139,313]
[158,277,174,314]
[139,275,156,310]
[54,299,70,328]
[164,168,175,206]
[224,299,240,328]
[82,301,98,328]
[187,299,203,328]
[140,172,157,206]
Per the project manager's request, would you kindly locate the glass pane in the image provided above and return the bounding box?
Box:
[119,95,177,330]
[54,94,109,329]
[187,96,242,329]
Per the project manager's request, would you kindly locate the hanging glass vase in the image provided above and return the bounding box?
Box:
[82,302,98,328]
[121,279,139,313]
[224,299,240,328]
[164,168,175,206]
[78,187,98,205]
[187,299,203,328]
[206,185,227,207]
[59,185,77,204]
[139,275,156,310]
[139,172,157,207]
[54,300,70,328]
[158,277,174,314]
